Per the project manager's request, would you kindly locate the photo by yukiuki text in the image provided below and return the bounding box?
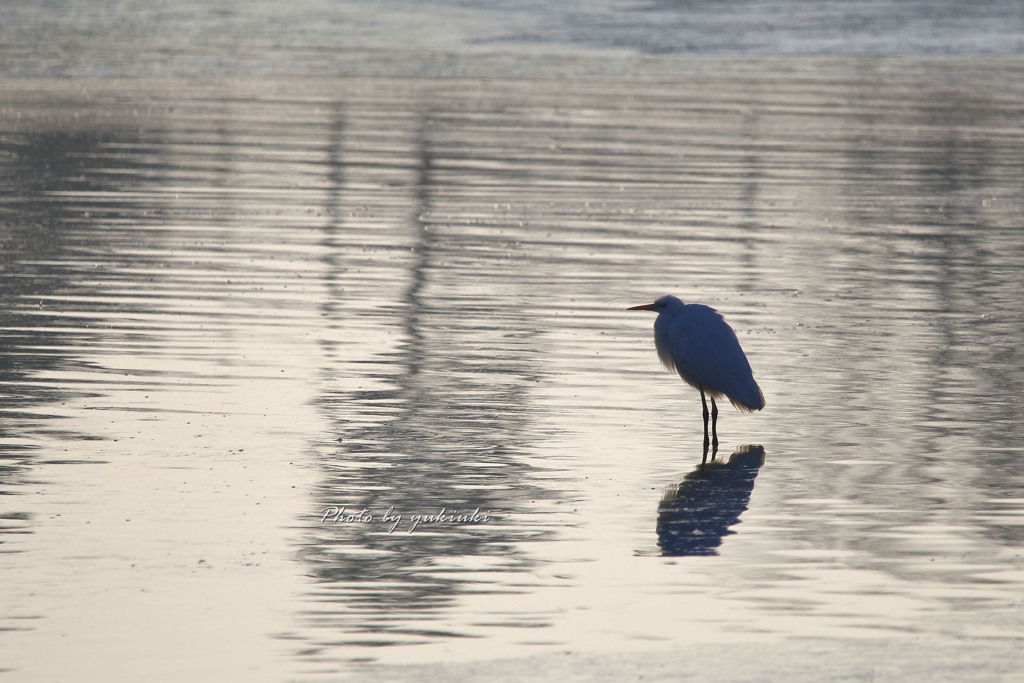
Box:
[320,506,495,533]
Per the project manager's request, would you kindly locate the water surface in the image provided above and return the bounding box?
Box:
[2,62,1023,680]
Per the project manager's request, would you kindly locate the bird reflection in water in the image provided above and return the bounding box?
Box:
[657,444,766,557]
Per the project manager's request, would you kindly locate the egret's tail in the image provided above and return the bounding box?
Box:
[728,383,765,412]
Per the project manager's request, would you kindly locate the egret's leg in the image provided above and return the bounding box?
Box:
[700,389,710,447]
[710,396,719,448]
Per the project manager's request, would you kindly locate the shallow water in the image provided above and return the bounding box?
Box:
[2,61,1024,680]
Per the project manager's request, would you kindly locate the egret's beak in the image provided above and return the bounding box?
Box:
[627,303,657,311]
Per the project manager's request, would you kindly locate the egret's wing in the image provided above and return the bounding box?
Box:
[667,306,765,411]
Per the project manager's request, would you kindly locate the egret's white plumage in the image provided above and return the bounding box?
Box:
[629,295,764,447]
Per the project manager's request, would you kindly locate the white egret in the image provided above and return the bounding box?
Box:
[628,295,764,448]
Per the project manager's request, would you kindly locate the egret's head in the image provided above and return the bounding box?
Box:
[627,295,683,312]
